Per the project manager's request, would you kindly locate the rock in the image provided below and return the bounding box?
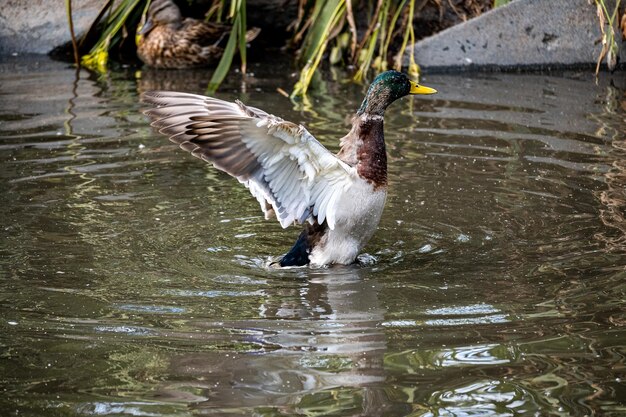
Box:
[0,0,102,55]
[408,0,626,70]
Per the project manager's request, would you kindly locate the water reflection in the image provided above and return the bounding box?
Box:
[157,267,391,415]
[424,380,538,417]
[595,88,626,252]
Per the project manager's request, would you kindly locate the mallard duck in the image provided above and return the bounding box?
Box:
[136,0,259,69]
[142,71,437,266]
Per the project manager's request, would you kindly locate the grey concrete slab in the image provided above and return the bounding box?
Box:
[408,0,626,71]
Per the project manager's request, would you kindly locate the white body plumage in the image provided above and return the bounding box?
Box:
[309,179,387,266]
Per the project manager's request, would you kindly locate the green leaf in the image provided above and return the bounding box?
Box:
[299,0,345,64]
[207,0,250,93]
[292,0,346,97]
[81,0,144,72]
[208,16,240,92]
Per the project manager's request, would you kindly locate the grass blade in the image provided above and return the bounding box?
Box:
[65,0,80,65]
[238,0,247,74]
[81,0,143,72]
[208,16,240,92]
[292,0,345,96]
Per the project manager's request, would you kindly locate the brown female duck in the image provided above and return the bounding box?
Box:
[142,71,436,266]
[136,0,259,69]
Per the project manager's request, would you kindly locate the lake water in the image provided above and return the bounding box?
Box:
[1,55,625,416]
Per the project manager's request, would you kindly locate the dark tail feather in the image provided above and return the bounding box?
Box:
[278,229,311,267]
[277,222,326,267]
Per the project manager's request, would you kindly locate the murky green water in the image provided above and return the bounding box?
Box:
[1,55,625,416]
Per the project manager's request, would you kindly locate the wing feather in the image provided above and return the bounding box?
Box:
[142,91,355,229]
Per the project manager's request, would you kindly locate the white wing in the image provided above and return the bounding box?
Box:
[142,91,355,229]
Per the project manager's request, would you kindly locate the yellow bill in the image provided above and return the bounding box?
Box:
[409,80,437,95]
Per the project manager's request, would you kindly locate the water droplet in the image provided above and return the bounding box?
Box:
[418,244,433,253]
[456,234,470,243]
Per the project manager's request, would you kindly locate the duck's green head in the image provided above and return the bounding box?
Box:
[357,70,437,116]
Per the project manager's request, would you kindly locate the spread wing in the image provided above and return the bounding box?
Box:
[141,91,355,229]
